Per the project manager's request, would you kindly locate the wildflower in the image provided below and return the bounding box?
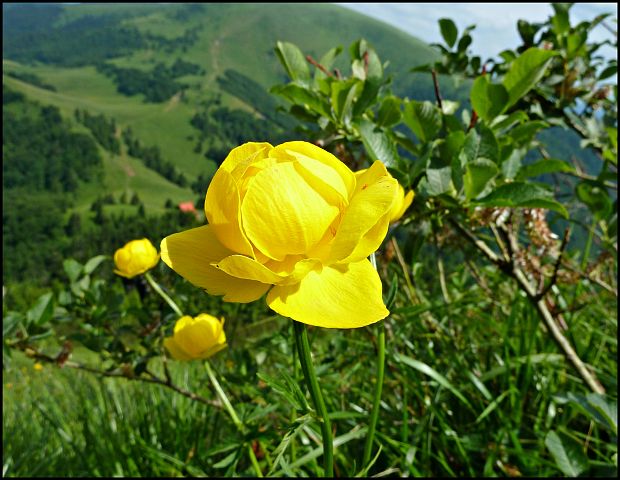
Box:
[164,314,226,360]
[34,362,43,371]
[114,238,160,278]
[161,141,405,328]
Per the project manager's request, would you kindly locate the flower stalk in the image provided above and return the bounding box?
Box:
[363,251,387,470]
[205,361,263,477]
[293,321,334,477]
[144,271,184,318]
[362,320,385,468]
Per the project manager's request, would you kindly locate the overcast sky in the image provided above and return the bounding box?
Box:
[336,3,618,60]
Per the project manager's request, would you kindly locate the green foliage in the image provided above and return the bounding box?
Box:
[2,3,617,478]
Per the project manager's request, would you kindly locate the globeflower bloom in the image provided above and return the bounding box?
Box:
[161,141,406,328]
[114,238,160,278]
[164,314,227,360]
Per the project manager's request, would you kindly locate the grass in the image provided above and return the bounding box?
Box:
[3,242,617,477]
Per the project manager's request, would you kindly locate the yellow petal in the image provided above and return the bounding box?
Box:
[214,255,283,284]
[160,225,271,303]
[205,168,254,257]
[325,165,398,263]
[389,188,414,223]
[264,256,322,285]
[164,336,193,361]
[273,141,356,200]
[219,142,273,177]
[241,162,339,260]
[267,260,389,328]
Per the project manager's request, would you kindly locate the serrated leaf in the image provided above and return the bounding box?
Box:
[545,430,589,477]
[502,48,558,108]
[275,41,310,83]
[403,100,442,143]
[475,182,568,217]
[358,119,399,168]
[439,18,458,48]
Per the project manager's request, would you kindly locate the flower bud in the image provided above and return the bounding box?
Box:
[114,238,160,278]
[164,314,227,361]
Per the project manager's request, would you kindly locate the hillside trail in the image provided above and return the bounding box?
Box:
[164,91,182,112]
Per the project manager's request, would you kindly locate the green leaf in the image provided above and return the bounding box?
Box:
[464,158,499,200]
[502,48,558,109]
[403,100,442,143]
[83,255,107,275]
[63,258,83,283]
[358,119,399,168]
[551,3,571,36]
[462,126,498,163]
[576,181,612,220]
[26,292,54,327]
[314,46,342,81]
[509,120,549,145]
[270,84,331,118]
[376,96,402,128]
[331,78,360,125]
[426,156,453,197]
[438,18,458,48]
[275,41,311,83]
[470,76,509,122]
[545,430,589,477]
[501,148,525,180]
[516,158,575,180]
[476,182,568,218]
[394,353,473,411]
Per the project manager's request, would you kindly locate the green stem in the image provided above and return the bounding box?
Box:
[362,320,385,469]
[205,361,263,477]
[144,271,184,318]
[293,321,334,477]
[581,218,596,271]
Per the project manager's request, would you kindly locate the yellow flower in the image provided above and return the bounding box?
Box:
[355,169,414,224]
[114,238,160,278]
[164,314,227,360]
[34,362,43,371]
[161,141,403,328]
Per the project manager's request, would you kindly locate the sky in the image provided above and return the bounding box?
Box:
[336,3,618,60]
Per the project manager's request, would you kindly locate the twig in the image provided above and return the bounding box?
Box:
[431,69,443,110]
[306,55,334,77]
[14,343,221,408]
[560,260,617,296]
[536,228,570,300]
[451,219,606,395]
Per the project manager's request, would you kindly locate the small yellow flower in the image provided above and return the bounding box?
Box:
[34,362,43,371]
[161,141,405,329]
[114,238,160,278]
[164,314,227,361]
